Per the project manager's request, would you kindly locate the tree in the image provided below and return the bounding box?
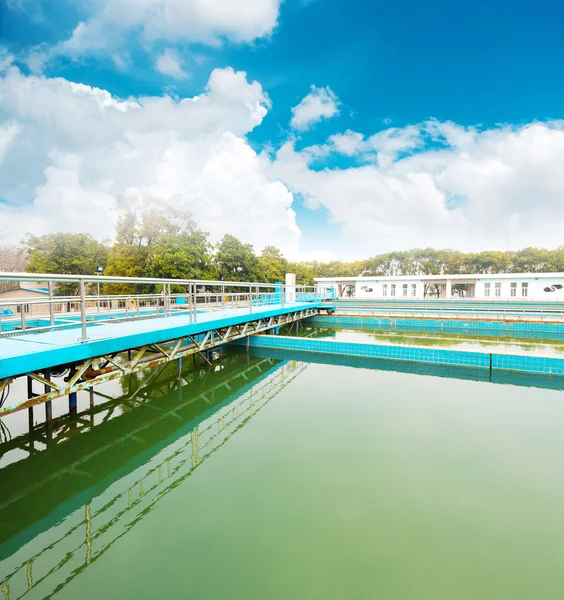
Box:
[258,246,288,283]
[115,196,189,248]
[214,235,260,282]
[23,233,108,295]
[105,199,207,293]
[103,244,148,295]
[146,228,215,285]
[0,245,27,272]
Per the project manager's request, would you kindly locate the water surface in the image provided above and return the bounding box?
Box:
[1,351,564,599]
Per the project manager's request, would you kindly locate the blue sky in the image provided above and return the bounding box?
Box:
[1,0,564,259]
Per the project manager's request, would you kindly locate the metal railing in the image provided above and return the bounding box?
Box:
[0,273,335,341]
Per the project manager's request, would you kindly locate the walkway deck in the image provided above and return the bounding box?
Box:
[0,301,329,379]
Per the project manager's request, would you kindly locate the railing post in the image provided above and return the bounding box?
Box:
[20,305,25,331]
[48,280,55,327]
[249,285,252,313]
[221,285,225,310]
[192,282,197,323]
[281,285,285,307]
[79,279,87,342]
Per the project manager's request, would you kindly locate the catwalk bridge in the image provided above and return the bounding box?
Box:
[0,272,335,417]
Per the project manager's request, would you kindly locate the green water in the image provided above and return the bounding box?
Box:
[2,351,564,599]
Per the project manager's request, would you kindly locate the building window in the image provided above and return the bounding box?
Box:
[382,284,387,297]
[484,283,491,297]
[495,282,501,297]
[522,282,528,297]
[510,282,517,297]
[411,284,417,297]
[402,284,408,297]
[391,284,396,297]
[16,304,30,314]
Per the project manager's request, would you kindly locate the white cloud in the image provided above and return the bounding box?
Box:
[43,0,280,67]
[290,85,340,131]
[0,65,299,255]
[155,48,188,79]
[0,121,20,163]
[271,120,564,255]
[328,130,365,156]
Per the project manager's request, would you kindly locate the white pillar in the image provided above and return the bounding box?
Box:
[285,273,296,303]
[445,279,452,298]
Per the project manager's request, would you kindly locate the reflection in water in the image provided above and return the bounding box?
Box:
[0,354,307,600]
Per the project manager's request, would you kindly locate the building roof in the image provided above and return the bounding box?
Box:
[20,287,50,294]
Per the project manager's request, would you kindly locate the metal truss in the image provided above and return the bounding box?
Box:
[0,308,318,416]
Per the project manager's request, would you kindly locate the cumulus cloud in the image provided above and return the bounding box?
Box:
[271,120,564,254]
[290,85,340,131]
[39,0,280,67]
[0,65,300,255]
[0,121,20,163]
[155,48,188,79]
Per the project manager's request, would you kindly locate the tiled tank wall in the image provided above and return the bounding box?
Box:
[234,334,564,375]
[308,315,564,336]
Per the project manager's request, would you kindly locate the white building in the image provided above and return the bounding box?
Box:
[315,273,564,301]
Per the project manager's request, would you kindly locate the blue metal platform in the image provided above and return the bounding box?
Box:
[0,301,330,380]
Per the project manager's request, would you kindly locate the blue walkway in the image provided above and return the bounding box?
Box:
[0,301,328,379]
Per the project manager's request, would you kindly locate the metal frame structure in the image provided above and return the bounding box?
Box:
[0,307,319,416]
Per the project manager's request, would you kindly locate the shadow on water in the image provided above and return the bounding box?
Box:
[0,352,307,599]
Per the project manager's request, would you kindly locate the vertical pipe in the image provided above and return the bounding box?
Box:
[79,279,87,342]
[89,387,94,408]
[177,358,182,381]
[249,285,252,313]
[69,391,77,418]
[27,376,34,432]
[44,368,52,422]
[48,280,55,327]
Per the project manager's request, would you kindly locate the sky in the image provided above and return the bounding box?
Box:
[1,0,564,261]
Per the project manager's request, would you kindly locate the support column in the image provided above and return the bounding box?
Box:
[176,358,182,381]
[44,369,52,422]
[27,376,34,432]
[69,391,77,419]
[445,279,452,298]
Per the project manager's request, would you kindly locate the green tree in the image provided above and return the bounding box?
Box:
[146,228,215,285]
[214,234,260,282]
[23,232,108,295]
[258,246,288,283]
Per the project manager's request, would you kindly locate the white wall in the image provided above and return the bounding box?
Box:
[355,279,423,299]
[475,276,564,300]
[318,275,564,300]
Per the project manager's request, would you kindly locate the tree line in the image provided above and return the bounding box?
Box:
[2,203,564,294]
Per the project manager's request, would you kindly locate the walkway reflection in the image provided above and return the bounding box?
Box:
[0,353,307,599]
